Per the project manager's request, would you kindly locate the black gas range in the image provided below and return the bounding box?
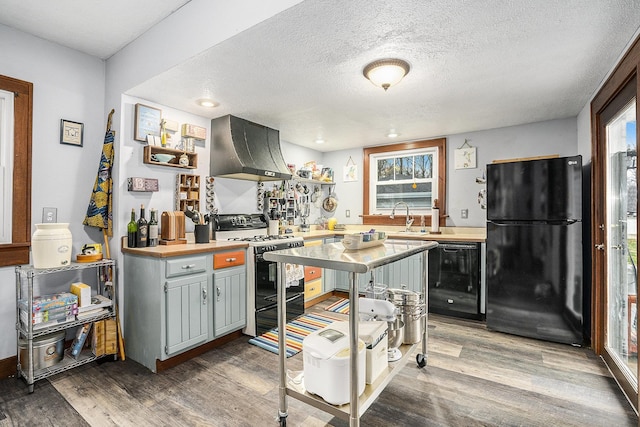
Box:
[213,214,305,336]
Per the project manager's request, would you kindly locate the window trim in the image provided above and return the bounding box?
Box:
[0,75,32,267]
[363,138,446,226]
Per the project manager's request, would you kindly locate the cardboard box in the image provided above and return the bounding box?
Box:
[92,319,106,357]
[70,282,92,307]
[104,318,117,355]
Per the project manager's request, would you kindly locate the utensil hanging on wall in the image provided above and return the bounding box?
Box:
[322,185,338,212]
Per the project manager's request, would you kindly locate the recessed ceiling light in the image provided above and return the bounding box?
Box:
[387,131,399,138]
[197,98,218,108]
[315,138,325,144]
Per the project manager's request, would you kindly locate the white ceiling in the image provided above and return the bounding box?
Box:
[1,0,639,152]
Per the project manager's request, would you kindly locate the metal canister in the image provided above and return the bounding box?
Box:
[387,287,423,344]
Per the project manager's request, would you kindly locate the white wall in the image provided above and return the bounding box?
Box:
[320,117,578,227]
[0,24,105,359]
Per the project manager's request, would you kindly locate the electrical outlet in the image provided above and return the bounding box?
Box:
[43,207,57,223]
[345,209,351,218]
[461,209,468,219]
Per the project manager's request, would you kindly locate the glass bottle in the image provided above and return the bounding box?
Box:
[148,209,159,247]
[136,204,148,247]
[127,208,137,248]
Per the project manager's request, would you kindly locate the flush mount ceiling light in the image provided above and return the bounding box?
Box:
[363,58,410,91]
[315,138,325,144]
[197,98,219,108]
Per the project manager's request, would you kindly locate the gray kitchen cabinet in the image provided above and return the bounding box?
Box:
[211,249,247,339]
[164,273,209,355]
[326,236,384,292]
[213,265,246,337]
[384,253,423,294]
[123,253,210,372]
[333,266,383,292]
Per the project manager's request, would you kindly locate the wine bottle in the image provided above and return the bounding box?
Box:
[148,209,159,247]
[136,204,148,247]
[127,208,137,248]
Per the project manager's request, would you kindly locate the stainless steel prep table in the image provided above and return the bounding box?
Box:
[264,239,438,427]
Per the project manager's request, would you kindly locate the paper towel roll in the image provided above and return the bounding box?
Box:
[269,220,279,236]
[431,207,440,233]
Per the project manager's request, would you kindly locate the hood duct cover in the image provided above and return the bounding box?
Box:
[210,115,292,181]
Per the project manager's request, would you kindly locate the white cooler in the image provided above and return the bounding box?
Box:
[330,321,388,384]
[31,223,72,268]
[303,324,366,405]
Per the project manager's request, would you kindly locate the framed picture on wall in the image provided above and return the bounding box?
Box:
[134,103,162,142]
[60,119,84,147]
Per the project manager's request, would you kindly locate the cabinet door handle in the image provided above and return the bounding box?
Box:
[216,286,221,301]
[202,288,207,304]
[226,257,236,263]
[182,264,196,269]
[309,270,316,274]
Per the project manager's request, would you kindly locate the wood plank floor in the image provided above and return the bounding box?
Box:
[0,296,636,426]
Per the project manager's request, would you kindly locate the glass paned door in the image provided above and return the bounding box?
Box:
[606,99,637,387]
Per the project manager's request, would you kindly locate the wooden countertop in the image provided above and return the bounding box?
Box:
[120,226,485,258]
[293,226,485,243]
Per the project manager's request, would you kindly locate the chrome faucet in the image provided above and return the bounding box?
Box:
[390,201,414,231]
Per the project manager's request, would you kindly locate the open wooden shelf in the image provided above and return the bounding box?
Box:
[143,146,197,169]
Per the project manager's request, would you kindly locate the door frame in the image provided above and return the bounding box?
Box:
[591,34,640,410]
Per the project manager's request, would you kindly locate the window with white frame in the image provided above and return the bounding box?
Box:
[369,146,438,214]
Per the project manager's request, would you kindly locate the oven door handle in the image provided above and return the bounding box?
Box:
[263,293,302,304]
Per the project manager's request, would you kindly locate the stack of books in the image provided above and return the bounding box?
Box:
[76,294,113,320]
[19,292,78,330]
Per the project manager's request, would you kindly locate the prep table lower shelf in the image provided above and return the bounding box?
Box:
[286,343,417,421]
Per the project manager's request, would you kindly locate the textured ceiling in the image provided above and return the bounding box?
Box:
[128,0,640,151]
[1,0,639,152]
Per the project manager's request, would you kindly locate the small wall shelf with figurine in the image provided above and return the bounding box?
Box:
[143,146,197,169]
[176,173,200,213]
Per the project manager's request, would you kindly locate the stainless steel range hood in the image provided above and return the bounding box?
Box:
[210,115,292,181]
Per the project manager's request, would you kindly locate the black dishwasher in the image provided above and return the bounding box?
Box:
[428,242,482,320]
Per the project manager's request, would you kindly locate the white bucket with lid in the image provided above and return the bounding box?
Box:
[32,223,72,268]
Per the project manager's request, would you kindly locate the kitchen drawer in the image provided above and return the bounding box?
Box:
[304,265,322,281]
[305,278,322,299]
[165,256,207,278]
[213,250,245,269]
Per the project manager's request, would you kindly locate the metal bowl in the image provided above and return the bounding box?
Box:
[387,318,404,349]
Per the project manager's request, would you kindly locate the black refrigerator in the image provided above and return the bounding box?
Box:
[486,155,584,345]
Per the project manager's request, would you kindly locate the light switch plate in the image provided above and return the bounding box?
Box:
[345,209,351,218]
[461,209,468,219]
[43,207,57,223]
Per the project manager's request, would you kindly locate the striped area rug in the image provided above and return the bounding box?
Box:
[248,312,339,357]
[325,298,350,314]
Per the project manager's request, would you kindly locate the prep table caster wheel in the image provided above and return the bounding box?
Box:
[416,353,427,368]
[278,416,287,426]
